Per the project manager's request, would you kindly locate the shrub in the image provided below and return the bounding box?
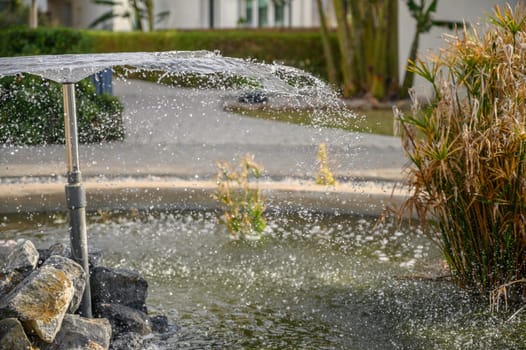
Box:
[396,4,526,303]
[0,27,93,56]
[213,154,266,240]
[0,75,124,145]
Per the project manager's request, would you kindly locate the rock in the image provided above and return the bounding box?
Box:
[0,270,25,300]
[150,314,171,333]
[37,314,112,350]
[95,303,151,336]
[88,248,104,268]
[43,255,86,314]
[0,240,17,264]
[0,318,34,350]
[4,239,39,274]
[238,90,268,104]
[40,243,103,269]
[37,248,52,266]
[91,267,148,313]
[0,264,74,343]
[109,331,144,350]
[47,243,71,260]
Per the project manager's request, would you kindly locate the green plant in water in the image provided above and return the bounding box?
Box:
[396,3,526,306]
[213,154,266,240]
[315,143,336,186]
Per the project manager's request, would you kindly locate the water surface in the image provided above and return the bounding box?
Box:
[2,211,524,349]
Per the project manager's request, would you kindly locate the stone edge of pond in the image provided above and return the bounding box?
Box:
[0,178,410,217]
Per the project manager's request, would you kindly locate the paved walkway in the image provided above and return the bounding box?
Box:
[0,80,409,215]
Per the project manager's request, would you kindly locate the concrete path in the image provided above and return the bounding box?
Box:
[0,80,409,215]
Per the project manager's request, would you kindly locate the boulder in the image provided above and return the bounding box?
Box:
[37,314,111,350]
[0,318,34,350]
[4,239,39,274]
[46,243,71,260]
[109,331,144,350]
[43,255,86,314]
[0,270,25,300]
[0,264,74,343]
[91,267,148,313]
[40,243,103,269]
[0,240,17,264]
[95,303,151,336]
[149,314,171,333]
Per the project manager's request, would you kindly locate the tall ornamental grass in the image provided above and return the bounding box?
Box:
[396,4,526,303]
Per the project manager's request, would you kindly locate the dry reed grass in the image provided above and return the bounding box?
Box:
[396,4,526,304]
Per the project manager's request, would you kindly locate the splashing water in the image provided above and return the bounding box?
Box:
[0,50,330,98]
[2,211,524,350]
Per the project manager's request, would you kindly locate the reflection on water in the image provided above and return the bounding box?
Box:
[1,211,524,349]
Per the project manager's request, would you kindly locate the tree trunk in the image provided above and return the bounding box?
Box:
[370,3,387,99]
[348,0,366,93]
[333,0,356,97]
[145,0,154,31]
[316,0,338,86]
[130,0,143,31]
[401,29,419,97]
[386,0,399,99]
[29,0,38,28]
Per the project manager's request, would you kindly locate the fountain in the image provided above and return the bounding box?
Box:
[1,51,524,349]
[0,50,343,319]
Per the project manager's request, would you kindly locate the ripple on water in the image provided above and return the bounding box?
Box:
[2,210,525,350]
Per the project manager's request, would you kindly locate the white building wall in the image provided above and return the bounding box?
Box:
[160,0,204,29]
[217,0,242,28]
[399,0,518,93]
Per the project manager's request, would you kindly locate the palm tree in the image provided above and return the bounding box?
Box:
[29,0,37,27]
[325,0,399,100]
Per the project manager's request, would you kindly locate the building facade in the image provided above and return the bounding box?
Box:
[41,0,518,87]
[43,0,329,31]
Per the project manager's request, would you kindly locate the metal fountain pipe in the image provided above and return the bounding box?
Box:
[62,83,92,318]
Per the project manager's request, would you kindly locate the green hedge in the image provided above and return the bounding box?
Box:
[0,27,94,56]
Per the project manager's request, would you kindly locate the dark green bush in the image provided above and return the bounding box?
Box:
[0,27,93,56]
[0,75,124,145]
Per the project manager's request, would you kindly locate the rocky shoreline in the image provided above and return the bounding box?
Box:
[0,239,172,349]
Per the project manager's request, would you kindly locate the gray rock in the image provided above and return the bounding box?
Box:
[149,314,171,333]
[0,318,34,350]
[0,270,25,300]
[47,243,71,260]
[91,267,148,313]
[109,331,144,350]
[87,248,103,268]
[37,314,111,350]
[0,240,17,265]
[95,303,151,336]
[4,239,39,274]
[39,244,102,268]
[0,264,74,343]
[43,255,86,314]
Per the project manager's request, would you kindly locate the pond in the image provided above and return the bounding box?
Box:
[2,210,524,349]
